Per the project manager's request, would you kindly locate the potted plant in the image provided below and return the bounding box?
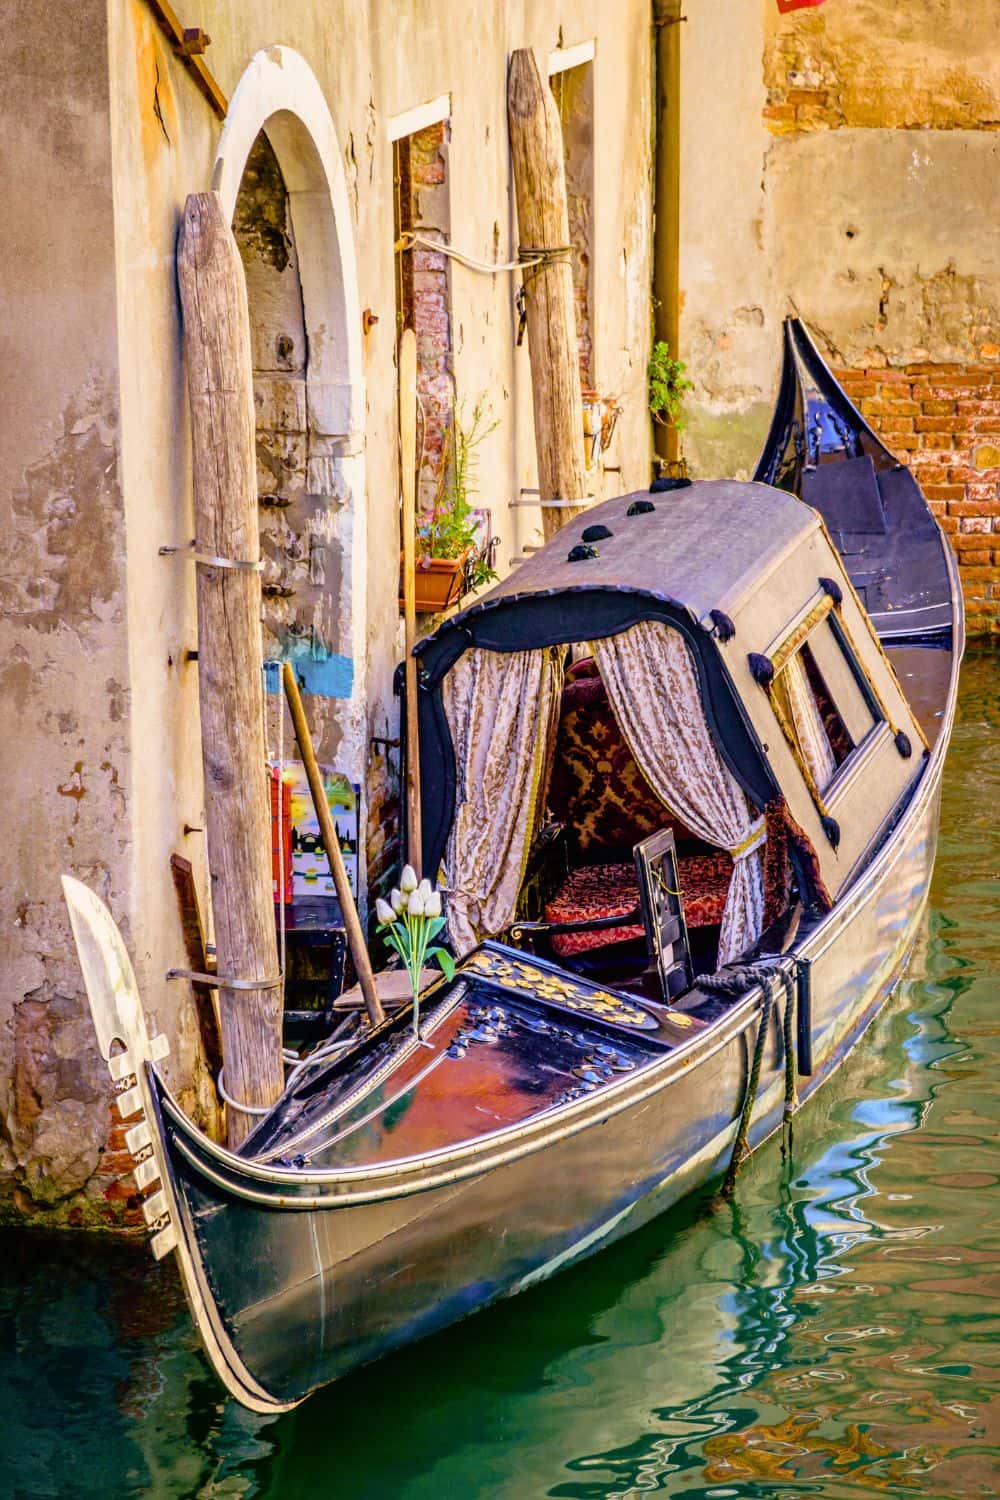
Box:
[647,340,692,435]
[401,397,499,614]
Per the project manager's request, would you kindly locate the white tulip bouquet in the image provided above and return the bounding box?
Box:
[375,866,455,1040]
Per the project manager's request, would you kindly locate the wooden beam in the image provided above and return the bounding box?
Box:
[398,329,422,877]
[508,48,588,541]
[143,0,228,120]
[653,1,683,469]
[177,192,284,1147]
[169,853,224,1098]
[282,664,385,1030]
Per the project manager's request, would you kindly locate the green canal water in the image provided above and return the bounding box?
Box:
[2,650,998,1499]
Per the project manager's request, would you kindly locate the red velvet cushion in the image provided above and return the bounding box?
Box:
[546,863,643,958]
[548,663,696,855]
[545,852,734,958]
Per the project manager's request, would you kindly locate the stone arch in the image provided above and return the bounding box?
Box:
[212,47,368,790]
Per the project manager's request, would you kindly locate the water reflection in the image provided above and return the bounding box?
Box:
[0,652,998,1497]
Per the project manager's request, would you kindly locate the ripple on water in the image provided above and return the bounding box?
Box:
[1,652,999,1497]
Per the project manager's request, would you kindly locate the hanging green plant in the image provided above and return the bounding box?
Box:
[648,341,693,430]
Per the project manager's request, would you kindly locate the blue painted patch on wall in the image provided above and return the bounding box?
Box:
[264,651,354,699]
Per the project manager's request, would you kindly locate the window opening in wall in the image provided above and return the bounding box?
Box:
[392,119,454,521]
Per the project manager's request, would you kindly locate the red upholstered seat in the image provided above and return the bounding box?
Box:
[546,852,733,958]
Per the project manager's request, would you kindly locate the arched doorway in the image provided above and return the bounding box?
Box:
[211,47,368,892]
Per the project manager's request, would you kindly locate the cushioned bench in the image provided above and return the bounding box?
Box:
[540,656,735,959]
[544,852,732,958]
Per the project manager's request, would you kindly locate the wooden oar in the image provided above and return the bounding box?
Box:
[399,328,423,878]
[282,663,384,1028]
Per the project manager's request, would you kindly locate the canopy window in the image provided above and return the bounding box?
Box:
[440,623,768,966]
[767,605,882,810]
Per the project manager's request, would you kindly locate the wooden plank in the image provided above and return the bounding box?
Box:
[169,854,224,1090]
[334,967,438,1012]
[282,664,385,1028]
[388,94,451,142]
[653,1,683,468]
[177,192,284,1146]
[143,0,228,120]
[508,49,588,541]
[398,329,423,875]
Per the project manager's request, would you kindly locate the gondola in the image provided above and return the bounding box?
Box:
[63,321,962,1412]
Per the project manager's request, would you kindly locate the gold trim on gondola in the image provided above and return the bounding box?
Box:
[460,949,656,1029]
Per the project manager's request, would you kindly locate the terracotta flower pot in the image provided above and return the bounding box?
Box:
[399,548,472,614]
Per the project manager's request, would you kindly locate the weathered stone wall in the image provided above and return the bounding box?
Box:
[0,0,218,1230]
[679,2,1000,632]
[2,0,655,1228]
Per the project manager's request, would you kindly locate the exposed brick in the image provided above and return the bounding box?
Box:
[958,566,998,583]
[860,398,919,417]
[950,499,1000,518]
[877,415,915,433]
[840,380,879,398]
[786,87,829,104]
[920,433,959,450]
[956,398,1000,417]
[924,484,966,501]
[914,416,961,434]
[926,374,990,390]
[920,399,957,416]
[939,516,959,534]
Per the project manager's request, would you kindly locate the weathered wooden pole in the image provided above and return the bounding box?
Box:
[653,0,683,470]
[282,665,384,1028]
[398,329,422,877]
[177,191,284,1147]
[508,48,587,541]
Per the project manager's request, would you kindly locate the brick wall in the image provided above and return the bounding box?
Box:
[396,121,453,517]
[836,360,1000,633]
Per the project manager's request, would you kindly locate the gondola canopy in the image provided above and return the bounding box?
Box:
[412,478,926,908]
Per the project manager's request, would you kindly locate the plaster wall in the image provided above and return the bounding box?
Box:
[678,2,1000,520]
[0,0,207,1227]
[3,0,655,1226]
[676,1,776,480]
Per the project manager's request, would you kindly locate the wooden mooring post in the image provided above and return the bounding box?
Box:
[398,329,423,876]
[508,48,587,541]
[178,191,284,1147]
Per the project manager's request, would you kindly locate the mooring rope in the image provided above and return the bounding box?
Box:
[721,974,776,1199]
[395,230,573,276]
[780,968,799,1159]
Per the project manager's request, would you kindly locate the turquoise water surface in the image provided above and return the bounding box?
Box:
[1,650,997,1498]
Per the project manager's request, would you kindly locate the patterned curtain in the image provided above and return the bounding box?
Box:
[591,622,766,964]
[442,647,564,954]
[772,650,837,794]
